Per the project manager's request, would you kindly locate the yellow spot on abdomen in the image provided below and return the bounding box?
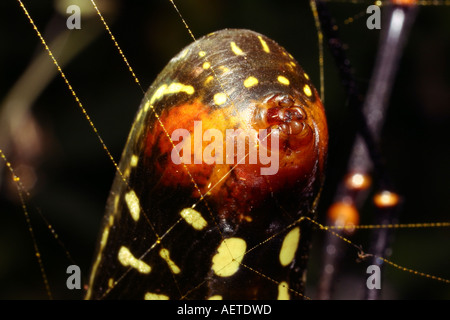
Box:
[123,167,131,179]
[166,82,194,95]
[100,227,110,251]
[219,66,230,73]
[286,62,295,70]
[198,51,206,57]
[108,213,114,226]
[277,281,290,300]
[277,75,290,86]
[213,92,227,106]
[243,76,259,88]
[159,248,181,274]
[180,48,189,59]
[258,36,270,53]
[303,84,312,97]
[279,227,300,266]
[130,154,139,167]
[118,246,151,274]
[230,41,244,56]
[149,82,194,105]
[202,61,210,69]
[144,292,169,300]
[125,190,140,221]
[108,278,115,288]
[180,208,207,230]
[113,195,120,212]
[204,75,214,86]
[212,237,247,277]
[149,84,167,105]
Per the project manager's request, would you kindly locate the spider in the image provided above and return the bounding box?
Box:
[0,0,449,300]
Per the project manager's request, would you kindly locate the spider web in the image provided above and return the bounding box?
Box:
[0,0,449,299]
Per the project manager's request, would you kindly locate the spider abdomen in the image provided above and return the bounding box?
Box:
[86,29,328,300]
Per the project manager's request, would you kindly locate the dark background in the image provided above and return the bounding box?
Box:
[0,0,449,299]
